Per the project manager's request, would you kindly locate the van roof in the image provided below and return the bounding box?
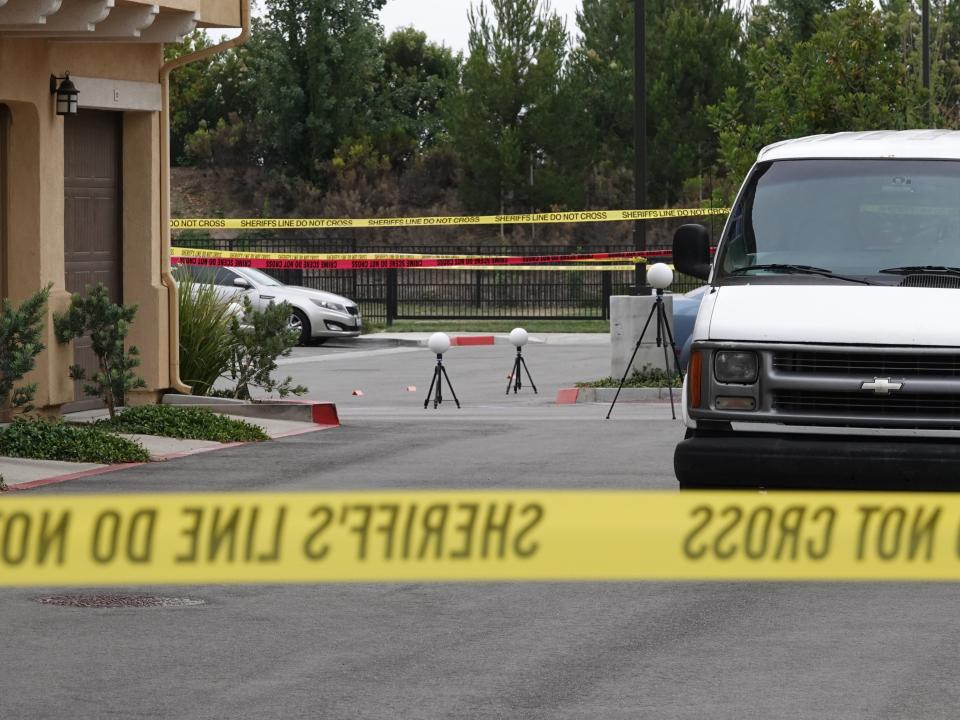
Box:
[758,130,960,161]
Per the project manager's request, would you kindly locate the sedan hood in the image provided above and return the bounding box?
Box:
[266,286,355,307]
[708,284,960,347]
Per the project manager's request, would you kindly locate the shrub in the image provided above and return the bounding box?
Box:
[175,272,236,395]
[222,296,307,400]
[0,417,150,464]
[54,284,146,420]
[576,364,683,389]
[97,404,268,443]
[0,285,51,413]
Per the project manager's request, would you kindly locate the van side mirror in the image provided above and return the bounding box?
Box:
[673,224,711,281]
[233,277,252,289]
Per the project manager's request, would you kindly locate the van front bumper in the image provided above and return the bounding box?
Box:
[675,430,960,490]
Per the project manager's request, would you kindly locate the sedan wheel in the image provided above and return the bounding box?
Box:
[289,309,311,346]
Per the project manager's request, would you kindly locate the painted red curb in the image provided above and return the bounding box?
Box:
[311,403,340,424]
[6,462,146,492]
[451,335,495,346]
[555,388,580,404]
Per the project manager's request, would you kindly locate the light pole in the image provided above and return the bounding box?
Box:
[922,0,930,125]
[633,0,649,295]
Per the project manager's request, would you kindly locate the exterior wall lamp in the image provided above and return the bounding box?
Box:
[50,73,79,116]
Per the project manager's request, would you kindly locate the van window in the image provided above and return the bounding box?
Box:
[717,159,960,281]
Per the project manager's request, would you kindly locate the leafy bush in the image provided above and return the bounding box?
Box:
[97,404,268,443]
[0,417,150,464]
[175,272,236,395]
[222,296,307,400]
[54,284,146,420]
[0,285,51,413]
[577,364,683,389]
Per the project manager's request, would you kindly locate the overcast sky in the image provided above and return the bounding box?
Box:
[378,0,583,54]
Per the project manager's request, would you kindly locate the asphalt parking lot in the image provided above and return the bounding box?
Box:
[4,335,960,719]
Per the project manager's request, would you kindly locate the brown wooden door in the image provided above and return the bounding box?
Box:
[64,110,122,410]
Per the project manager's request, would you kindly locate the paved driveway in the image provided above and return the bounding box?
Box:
[2,336,958,719]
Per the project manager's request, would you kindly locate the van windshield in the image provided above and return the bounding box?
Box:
[716,159,960,283]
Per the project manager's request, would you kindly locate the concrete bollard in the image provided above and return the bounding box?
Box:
[609,294,675,379]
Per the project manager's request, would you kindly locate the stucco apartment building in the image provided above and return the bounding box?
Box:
[0,0,245,412]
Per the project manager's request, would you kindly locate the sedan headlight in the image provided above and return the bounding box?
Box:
[714,351,758,384]
[311,299,347,313]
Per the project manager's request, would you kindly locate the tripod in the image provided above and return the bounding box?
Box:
[506,347,538,395]
[606,289,679,420]
[424,354,461,409]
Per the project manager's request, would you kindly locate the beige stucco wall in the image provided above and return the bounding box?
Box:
[0,37,172,411]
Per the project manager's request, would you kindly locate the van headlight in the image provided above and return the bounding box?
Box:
[714,351,758,384]
[311,299,346,313]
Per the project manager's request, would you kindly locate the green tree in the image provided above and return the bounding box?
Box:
[373,28,462,168]
[710,0,923,189]
[445,0,569,212]
[566,0,745,206]
[252,0,386,182]
[750,0,843,44]
[166,31,257,165]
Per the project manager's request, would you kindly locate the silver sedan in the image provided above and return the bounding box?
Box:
[176,265,362,345]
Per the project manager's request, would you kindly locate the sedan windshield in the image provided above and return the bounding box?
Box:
[239,267,283,287]
[716,159,960,282]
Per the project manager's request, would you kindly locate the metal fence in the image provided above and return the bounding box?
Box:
[174,237,701,324]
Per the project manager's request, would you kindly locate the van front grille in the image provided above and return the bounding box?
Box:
[772,351,960,378]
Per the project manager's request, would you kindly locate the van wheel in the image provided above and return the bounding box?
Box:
[289,309,311,346]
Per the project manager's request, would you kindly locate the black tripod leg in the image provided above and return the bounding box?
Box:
[435,365,443,408]
[440,365,461,408]
[658,306,677,420]
[606,301,659,419]
[424,365,438,409]
[507,355,521,395]
[520,356,538,394]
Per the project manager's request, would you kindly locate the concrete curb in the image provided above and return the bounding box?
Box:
[355,336,424,348]
[555,387,679,403]
[162,395,340,425]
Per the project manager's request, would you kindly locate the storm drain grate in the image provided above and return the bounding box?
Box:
[35,594,206,609]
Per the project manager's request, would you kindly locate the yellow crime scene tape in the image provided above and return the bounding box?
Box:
[0,490,957,586]
[171,247,650,262]
[170,207,730,230]
[170,247,657,271]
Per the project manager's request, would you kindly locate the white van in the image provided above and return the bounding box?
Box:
[673,130,960,489]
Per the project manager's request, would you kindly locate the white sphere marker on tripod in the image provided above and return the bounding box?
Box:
[606,263,680,419]
[506,328,538,395]
[424,333,460,409]
[647,262,674,290]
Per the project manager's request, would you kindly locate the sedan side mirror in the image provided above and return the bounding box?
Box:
[233,277,252,289]
[673,224,712,281]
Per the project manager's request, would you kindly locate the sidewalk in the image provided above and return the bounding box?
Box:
[1,412,335,492]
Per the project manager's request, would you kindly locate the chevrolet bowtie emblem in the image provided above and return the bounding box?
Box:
[861,377,903,395]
